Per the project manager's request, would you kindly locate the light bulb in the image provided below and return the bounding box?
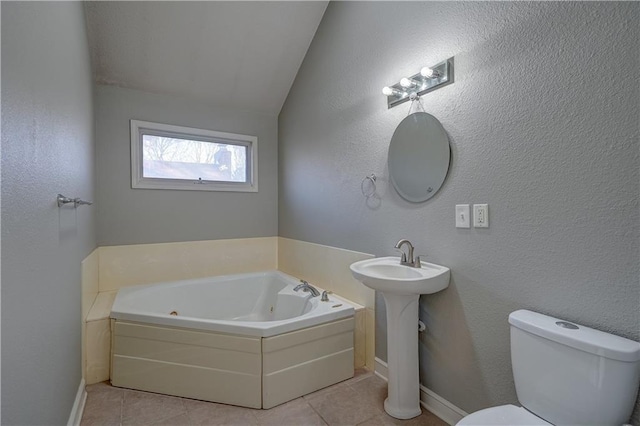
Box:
[420,67,434,78]
[400,78,413,88]
[382,86,394,96]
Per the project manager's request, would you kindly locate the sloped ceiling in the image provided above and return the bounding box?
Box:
[84,1,328,115]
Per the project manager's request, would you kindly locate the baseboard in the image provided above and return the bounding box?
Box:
[374,357,389,381]
[420,385,468,425]
[374,357,468,425]
[67,379,87,426]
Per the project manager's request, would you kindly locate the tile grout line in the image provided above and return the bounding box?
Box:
[250,403,261,425]
[177,397,187,423]
[307,373,381,426]
[345,373,387,425]
[305,398,330,426]
[119,389,124,426]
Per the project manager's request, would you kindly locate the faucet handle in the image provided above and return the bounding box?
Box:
[321,290,332,302]
[414,254,427,268]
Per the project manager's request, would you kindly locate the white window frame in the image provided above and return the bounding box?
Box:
[130,120,258,192]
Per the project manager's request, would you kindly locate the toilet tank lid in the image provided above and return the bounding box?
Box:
[509,310,640,362]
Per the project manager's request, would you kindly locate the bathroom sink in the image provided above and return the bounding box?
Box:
[350,255,451,419]
[350,256,450,295]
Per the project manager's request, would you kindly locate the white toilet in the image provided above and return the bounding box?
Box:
[457,309,640,426]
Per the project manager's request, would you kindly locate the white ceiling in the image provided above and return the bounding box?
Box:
[84,1,328,115]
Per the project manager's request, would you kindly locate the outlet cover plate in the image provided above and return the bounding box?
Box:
[473,204,489,228]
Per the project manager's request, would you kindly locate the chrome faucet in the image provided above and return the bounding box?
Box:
[394,239,422,268]
[294,280,321,297]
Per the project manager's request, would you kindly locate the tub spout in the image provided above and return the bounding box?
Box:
[294,280,321,297]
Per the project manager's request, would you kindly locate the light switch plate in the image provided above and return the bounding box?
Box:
[455,204,470,228]
[473,204,489,228]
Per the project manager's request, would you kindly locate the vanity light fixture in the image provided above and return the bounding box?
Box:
[420,67,439,78]
[383,57,454,109]
[382,86,404,97]
[399,77,416,88]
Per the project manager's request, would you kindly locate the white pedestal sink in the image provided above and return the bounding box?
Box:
[350,256,450,419]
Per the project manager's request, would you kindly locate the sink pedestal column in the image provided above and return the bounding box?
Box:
[382,292,421,419]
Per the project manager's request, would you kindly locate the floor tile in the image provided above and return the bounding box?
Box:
[358,411,448,426]
[254,398,326,426]
[122,389,186,425]
[341,368,375,386]
[356,415,387,426]
[81,382,123,426]
[307,386,382,425]
[347,375,388,408]
[184,398,259,425]
[302,379,351,402]
[155,413,192,425]
[81,375,447,426]
[127,412,192,426]
[416,411,448,426]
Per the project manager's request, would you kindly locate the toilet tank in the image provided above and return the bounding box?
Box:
[509,310,640,426]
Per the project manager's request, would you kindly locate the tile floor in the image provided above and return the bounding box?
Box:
[80,369,447,426]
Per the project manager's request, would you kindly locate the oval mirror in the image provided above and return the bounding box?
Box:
[388,112,450,203]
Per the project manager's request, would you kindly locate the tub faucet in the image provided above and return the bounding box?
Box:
[394,239,421,268]
[294,280,321,297]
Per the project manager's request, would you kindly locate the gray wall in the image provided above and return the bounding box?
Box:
[95,85,278,246]
[1,2,96,424]
[279,1,640,421]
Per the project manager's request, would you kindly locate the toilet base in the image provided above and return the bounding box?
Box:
[456,404,551,426]
[384,398,422,420]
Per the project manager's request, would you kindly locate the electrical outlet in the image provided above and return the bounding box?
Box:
[473,204,489,228]
[455,204,470,228]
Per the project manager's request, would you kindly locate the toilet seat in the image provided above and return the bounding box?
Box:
[456,404,552,426]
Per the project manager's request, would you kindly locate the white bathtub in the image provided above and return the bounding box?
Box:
[110,270,356,408]
[110,270,355,337]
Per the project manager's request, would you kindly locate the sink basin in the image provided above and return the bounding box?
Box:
[350,256,450,295]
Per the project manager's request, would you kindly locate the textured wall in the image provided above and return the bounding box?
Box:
[95,85,278,246]
[1,2,96,423]
[279,1,640,420]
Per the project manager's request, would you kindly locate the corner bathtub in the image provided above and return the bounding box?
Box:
[111,270,354,337]
[110,270,356,408]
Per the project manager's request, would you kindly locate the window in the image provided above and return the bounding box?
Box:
[131,120,257,192]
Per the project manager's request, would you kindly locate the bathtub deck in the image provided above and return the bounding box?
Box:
[81,368,447,426]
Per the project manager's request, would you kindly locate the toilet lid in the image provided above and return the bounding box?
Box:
[456,404,552,426]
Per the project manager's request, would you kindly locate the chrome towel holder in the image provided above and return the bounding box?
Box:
[361,174,377,198]
[57,194,93,208]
